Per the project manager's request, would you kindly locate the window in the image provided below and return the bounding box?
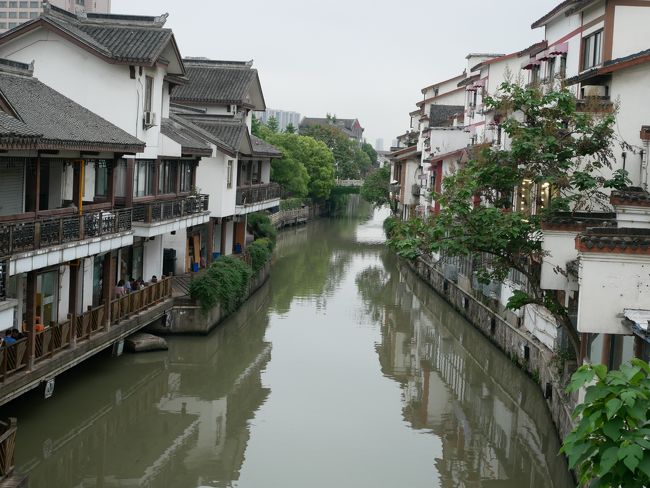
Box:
[530,65,541,84]
[0,12,5,17]
[93,160,109,198]
[0,2,7,7]
[583,31,603,70]
[29,11,37,18]
[19,1,26,7]
[18,11,26,18]
[179,161,192,192]
[158,160,178,194]
[547,58,555,80]
[8,11,15,18]
[133,160,155,197]
[559,56,567,77]
[114,160,127,198]
[0,22,6,28]
[75,0,84,4]
[8,22,16,28]
[29,1,38,7]
[8,1,17,7]
[227,160,233,189]
[252,161,262,184]
[144,75,153,113]
[516,179,533,216]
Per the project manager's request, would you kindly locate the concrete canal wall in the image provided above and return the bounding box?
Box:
[403,257,577,441]
[148,262,271,335]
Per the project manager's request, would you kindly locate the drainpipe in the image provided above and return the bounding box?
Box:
[640,141,650,190]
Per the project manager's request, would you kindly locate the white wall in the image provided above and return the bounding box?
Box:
[81,257,93,312]
[196,151,237,218]
[428,129,469,155]
[612,5,650,60]
[541,230,580,291]
[578,254,650,334]
[223,221,234,256]
[143,237,163,281]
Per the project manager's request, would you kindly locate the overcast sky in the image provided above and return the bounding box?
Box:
[114,0,560,149]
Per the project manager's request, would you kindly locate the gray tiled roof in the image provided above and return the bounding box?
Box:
[161,116,212,156]
[250,135,282,158]
[172,60,257,105]
[0,112,40,139]
[578,228,650,253]
[0,70,144,151]
[429,105,464,127]
[0,6,176,67]
[178,115,251,155]
[611,187,650,207]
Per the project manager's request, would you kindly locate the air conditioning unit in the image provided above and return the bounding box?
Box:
[582,84,607,98]
[143,111,156,127]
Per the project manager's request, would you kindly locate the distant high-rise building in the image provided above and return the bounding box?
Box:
[255,109,301,133]
[375,138,384,151]
[0,1,111,33]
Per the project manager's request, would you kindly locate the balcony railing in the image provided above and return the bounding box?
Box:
[0,209,133,257]
[0,277,173,383]
[236,183,281,206]
[0,418,16,481]
[133,195,209,224]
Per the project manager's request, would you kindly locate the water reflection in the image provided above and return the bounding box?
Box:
[0,198,572,487]
[358,250,573,487]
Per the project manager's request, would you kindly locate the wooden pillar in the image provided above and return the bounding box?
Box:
[72,161,81,209]
[579,333,589,364]
[634,335,644,360]
[206,219,215,265]
[125,160,134,208]
[153,159,160,197]
[601,334,612,368]
[34,157,41,215]
[69,262,79,316]
[25,270,36,370]
[102,252,114,328]
[220,219,228,256]
[234,219,246,252]
[107,159,116,207]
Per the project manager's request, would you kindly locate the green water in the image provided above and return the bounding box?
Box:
[1,196,573,487]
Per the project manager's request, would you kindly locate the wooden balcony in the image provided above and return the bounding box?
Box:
[132,195,209,224]
[0,418,16,482]
[0,209,133,257]
[0,277,173,398]
[236,183,281,206]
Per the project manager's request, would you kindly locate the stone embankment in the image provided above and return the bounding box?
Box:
[403,256,577,441]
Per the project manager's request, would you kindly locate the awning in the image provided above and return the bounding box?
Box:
[521,58,541,70]
[549,42,569,56]
[536,50,551,61]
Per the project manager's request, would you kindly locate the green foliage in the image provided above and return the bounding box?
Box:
[248,238,273,272]
[386,82,624,358]
[189,256,253,314]
[285,122,296,134]
[562,360,650,487]
[251,113,262,137]
[280,198,307,211]
[361,166,391,208]
[300,124,371,179]
[257,129,335,200]
[247,212,277,244]
[266,116,279,133]
[361,142,378,166]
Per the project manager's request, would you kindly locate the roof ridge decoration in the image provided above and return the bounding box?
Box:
[183,58,254,69]
[44,2,169,27]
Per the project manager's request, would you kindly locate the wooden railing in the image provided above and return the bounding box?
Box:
[110,277,172,324]
[0,418,16,481]
[133,195,209,224]
[34,319,72,363]
[269,207,310,228]
[0,208,133,256]
[0,339,28,382]
[0,278,173,383]
[236,183,281,206]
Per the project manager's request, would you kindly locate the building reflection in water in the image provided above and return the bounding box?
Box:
[357,250,574,488]
[1,279,273,488]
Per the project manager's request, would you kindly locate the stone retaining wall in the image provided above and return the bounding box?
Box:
[147,261,271,335]
[407,256,578,441]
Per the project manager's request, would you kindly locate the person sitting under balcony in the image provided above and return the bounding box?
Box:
[150,275,158,284]
[3,330,15,346]
[114,280,126,297]
[123,278,132,293]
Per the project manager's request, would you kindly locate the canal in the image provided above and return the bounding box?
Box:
[0,197,573,487]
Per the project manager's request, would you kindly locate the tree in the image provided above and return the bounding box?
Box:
[562,360,650,487]
[285,122,296,134]
[361,166,396,213]
[301,124,370,179]
[251,113,262,137]
[257,126,335,200]
[266,116,279,133]
[361,142,378,166]
[387,82,627,358]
